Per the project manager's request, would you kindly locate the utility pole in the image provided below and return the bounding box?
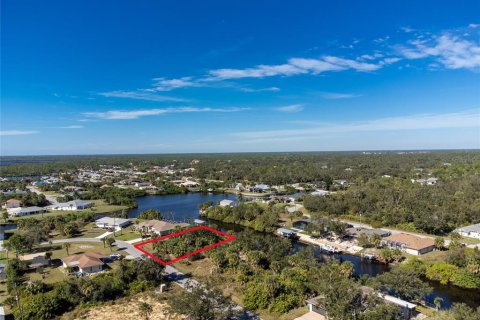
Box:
[14,282,24,320]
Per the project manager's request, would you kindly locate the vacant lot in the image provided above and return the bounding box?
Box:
[66,293,185,320]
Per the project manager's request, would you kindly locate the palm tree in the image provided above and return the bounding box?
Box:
[63,242,71,255]
[434,297,443,311]
[106,237,115,252]
[139,302,153,320]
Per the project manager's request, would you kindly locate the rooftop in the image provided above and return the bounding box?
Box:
[455,223,480,233]
[62,252,104,269]
[384,233,435,250]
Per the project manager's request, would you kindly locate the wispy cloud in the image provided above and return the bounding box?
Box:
[232,110,480,139]
[274,104,304,113]
[83,107,249,120]
[0,130,38,136]
[239,87,280,93]
[151,77,203,91]
[207,55,389,80]
[53,125,84,129]
[397,33,480,70]
[320,92,362,100]
[99,90,187,102]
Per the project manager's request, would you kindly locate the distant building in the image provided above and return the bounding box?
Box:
[252,184,270,192]
[219,199,236,207]
[382,233,435,255]
[62,252,105,274]
[310,190,331,196]
[411,178,438,186]
[52,200,93,211]
[8,206,48,217]
[454,223,480,239]
[95,217,131,229]
[180,180,199,188]
[2,189,27,197]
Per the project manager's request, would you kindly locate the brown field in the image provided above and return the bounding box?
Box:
[65,293,185,320]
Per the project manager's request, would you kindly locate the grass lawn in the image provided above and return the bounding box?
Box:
[114,230,142,241]
[258,307,308,320]
[418,250,449,263]
[76,222,107,238]
[460,236,480,245]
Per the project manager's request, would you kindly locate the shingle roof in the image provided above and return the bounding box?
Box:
[62,252,104,269]
[384,233,435,250]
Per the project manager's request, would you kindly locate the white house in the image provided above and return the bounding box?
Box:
[52,200,93,211]
[95,217,131,229]
[219,199,236,207]
[311,190,331,196]
[8,206,48,217]
[454,223,480,239]
[252,184,270,192]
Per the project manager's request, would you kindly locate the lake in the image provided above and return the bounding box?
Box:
[128,193,237,221]
[129,193,480,310]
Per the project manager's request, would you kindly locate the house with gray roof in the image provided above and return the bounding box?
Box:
[454,223,480,239]
[52,200,93,211]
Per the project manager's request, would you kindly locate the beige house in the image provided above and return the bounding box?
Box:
[4,199,21,209]
[62,252,105,274]
[136,220,189,236]
[382,233,435,255]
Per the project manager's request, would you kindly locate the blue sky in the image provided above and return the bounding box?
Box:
[1,1,479,155]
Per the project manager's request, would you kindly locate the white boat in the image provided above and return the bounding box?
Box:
[319,244,342,254]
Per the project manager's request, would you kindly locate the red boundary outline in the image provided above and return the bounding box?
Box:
[133,225,235,266]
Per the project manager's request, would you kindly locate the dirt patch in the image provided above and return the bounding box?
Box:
[69,294,184,320]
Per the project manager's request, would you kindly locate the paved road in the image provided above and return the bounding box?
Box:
[41,238,102,245]
[27,186,59,205]
[113,240,144,259]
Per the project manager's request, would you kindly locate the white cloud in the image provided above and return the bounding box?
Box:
[274,104,304,113]
[320,92,362,99]
[54,125,84,129]
[401,27,415,33]
[151,77,202,91]
[232,110,480,139]
[239,87,280,93]
[468,24,479,29]
[0,130,38,136]
[398,33,480,70]
[83,107,249,120]
[208,56,385,80]
[99,90,187,102]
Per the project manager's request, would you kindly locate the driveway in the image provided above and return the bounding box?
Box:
[113,240,144,259]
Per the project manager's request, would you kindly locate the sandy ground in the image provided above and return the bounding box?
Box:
[68,294,185,320]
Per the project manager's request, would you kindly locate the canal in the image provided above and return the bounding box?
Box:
[129,193,480,310]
